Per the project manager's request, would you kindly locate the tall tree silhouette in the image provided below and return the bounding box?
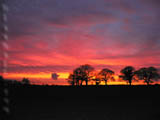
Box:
[79,64,94,85]
[119,66,135,85]
[135,67,160,85]
[99,68,114,85]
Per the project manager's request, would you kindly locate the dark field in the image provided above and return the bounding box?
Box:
[6,85,160,120]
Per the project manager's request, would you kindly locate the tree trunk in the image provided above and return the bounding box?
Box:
[105,76,107,85]
[76,80,79,86]
[129,80,132,86]
[86,80,88,86]
[96,81,99,85]
[146,78,150,85]
[72,81,74,86]
[80,80,83,86]
[105,80,107,85]
[147,82,150,85]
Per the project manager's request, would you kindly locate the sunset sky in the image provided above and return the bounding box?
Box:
[1,0,160,85]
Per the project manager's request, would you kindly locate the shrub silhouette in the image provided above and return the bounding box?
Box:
[22,78,30,85]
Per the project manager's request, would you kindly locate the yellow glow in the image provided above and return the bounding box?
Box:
[4,72,69,79]
[101,81,127,85]
[58,73,69,79]
[113,75,119,80]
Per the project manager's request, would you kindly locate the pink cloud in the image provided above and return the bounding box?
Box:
[7,23,160,71]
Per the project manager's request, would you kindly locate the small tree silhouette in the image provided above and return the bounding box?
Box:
[119,66,135,86]
[135,67,160,85]
[22,78,30,85]
[67,74,76,86]
[99,68,114,85]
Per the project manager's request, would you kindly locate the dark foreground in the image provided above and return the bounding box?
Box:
[6,85,160,120]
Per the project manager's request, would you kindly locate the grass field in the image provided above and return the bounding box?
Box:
[7,85,160,120]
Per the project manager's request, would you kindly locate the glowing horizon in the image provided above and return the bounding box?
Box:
[2,71,160,85]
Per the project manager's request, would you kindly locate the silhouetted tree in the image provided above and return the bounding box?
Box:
[119,66,135,85]
[67,64,94,86]
[22,78,30,85]
[99,68,114,85]
[79,64,94,85]
[67,73,76,86]
[67,67,86,86]
[73,67,85,85]
[135,67,160,85]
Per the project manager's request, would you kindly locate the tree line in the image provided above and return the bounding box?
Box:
[0,76,30,85]
[66,64,160,86]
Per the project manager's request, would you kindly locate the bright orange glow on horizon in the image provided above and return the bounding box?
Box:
[3,72,69,79]
[3,72,159,85]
